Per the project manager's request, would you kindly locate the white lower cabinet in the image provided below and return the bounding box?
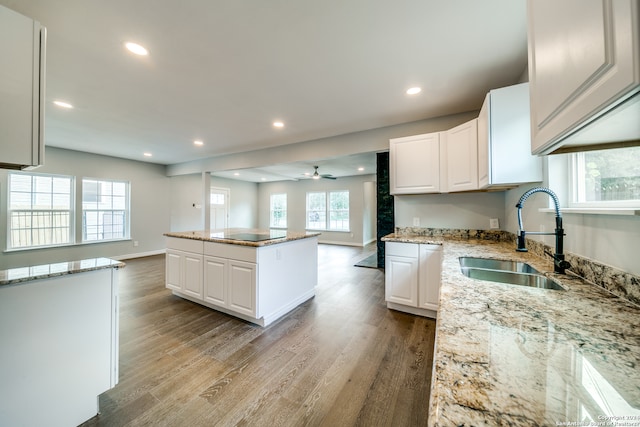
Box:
[165,248,203,299]
[166,236,317,327]
[204,255,257,318]
[385,241,442,318]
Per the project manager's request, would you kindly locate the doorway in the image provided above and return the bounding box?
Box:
[210,187,229,229]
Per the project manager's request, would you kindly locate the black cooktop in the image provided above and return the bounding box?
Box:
[223,232,286,242]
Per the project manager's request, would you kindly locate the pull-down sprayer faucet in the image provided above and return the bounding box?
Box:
[516,187,571,274]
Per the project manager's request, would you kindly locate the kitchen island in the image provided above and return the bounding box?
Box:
[164,229,320,327]
[0,257,124,427]
[383,230,640,425]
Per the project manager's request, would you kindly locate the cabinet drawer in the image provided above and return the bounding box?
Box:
[204,242,257,263]
[385,242,419,258]
[166,237,203,253]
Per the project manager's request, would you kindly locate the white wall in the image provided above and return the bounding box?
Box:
[505,183,640,277]
[213,176,258,228]
[394,191,506,230]
[169,174,258,231]
[0,147,170,269]
[257,174,376,246]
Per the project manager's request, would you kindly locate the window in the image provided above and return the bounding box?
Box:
[570,146,640,208]
[270,193,287,228]
[306,190,349,231]
[8,172,74,249]
[82,179,130,241]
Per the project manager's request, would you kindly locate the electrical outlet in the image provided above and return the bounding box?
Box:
[133,240,139,247]
[489,218,500,229]
[413,217,420,226]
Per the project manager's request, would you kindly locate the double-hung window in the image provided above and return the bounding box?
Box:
[306,190,349,231]
[82,178,130,241]
[8,172,74,249]
[569,146,640,208]
[270,193,287,228]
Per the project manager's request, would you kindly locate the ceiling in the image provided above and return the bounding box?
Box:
[1,0,528,182]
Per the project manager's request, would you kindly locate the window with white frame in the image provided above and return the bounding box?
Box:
[8,172,74,249]
[306,190,349,231]
[82,179,130,241]
[570,146,640,208]
[270,193,287,228]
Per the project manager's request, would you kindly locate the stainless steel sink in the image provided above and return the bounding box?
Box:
[459,257,540,274]
[459,257,565,291]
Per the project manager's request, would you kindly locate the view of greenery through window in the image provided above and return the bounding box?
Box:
[307,190,349,231]
[270,193,287,228]
[574,146,640,204]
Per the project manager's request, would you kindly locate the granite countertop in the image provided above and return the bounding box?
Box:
[0,257,125,287]
[383,233,640,425]
[164,228,321,247]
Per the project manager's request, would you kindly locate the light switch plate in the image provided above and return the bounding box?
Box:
[413,217,420,226]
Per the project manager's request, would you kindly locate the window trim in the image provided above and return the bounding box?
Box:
[306,190,350,232]
[568,150,640,209]
[269,193,287,229]
[7,171,75,250]
[81,177,131,243]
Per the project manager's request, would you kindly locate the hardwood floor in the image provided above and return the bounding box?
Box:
[81,243,436,427]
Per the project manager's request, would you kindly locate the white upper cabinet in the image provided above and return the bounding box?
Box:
[0,5,46,170]
[442,118,478,192]
[478,83,542,189]
[527,0,640,154]
[389,132,441,195]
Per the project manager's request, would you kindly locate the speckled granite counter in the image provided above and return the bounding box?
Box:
[164,228,320,247]
[382,232,640,425]
[0,257,125,287]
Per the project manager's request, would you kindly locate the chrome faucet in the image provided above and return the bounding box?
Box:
[516,187,571,274]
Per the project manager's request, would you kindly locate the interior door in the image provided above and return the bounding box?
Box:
[210,187,229,229]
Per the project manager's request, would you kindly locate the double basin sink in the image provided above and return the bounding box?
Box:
[459,257,565,291]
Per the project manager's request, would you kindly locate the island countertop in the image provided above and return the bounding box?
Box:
[0,257,125,287]
[164,228,321,247]
[382,232,640,425]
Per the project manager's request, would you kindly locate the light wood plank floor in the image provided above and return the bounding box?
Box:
[81,243,436,427]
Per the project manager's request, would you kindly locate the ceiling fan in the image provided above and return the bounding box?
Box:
[310,165,336,180]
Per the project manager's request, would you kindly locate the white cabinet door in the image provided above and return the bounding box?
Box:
[418,245,442,311]
[183,253,203,299]
[204,256,226,306]
[389,132,441,194]
[385,255,419,306]
[165,249,202,298]
[443,119,478,192]
[528,0,640,154]
[478,83,542,189]
[0,6,45,170]
[165,250,183,291]
[228,260,257,317]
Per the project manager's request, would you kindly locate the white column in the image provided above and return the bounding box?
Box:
[202,172,211,230]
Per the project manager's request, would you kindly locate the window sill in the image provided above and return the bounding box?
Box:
[539,208,640,216]
[4,238,132,253]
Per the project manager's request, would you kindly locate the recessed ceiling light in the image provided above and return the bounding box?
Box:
[53,100,73,109]
[273,121,284,128]
[406,87,422,95]
[194,140,204,146]
[125,42,148,56]
[143,152,152,157]
[358,167,365,171]
[261,177,266,181]
[234,172,240,176]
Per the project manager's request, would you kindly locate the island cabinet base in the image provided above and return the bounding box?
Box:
[0,268,119,427]
[166,236,318,327]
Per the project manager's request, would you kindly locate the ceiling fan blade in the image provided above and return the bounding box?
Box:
[321,175,336,180]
